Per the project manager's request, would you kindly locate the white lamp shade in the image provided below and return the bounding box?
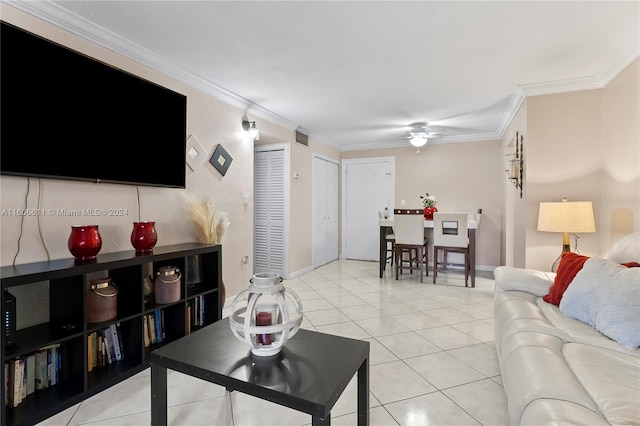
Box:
[410,136,427,147]
[537,201,596,233]
[248,126,260,140]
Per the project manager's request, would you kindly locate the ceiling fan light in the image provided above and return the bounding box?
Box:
[410,136,427,147]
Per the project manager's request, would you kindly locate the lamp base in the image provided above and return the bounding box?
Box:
[551,237,572,272]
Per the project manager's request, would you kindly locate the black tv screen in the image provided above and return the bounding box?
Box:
[1,21,187,188]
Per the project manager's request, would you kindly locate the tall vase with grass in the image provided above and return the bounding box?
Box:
[183,194,231,306]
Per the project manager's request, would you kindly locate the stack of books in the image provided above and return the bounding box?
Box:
[4,343,61,408]
[88,322,125,371]
[143,310,165,347]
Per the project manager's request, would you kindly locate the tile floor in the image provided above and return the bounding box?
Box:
[38,260,509,425]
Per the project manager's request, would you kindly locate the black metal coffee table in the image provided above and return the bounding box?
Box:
[150,318,370,425]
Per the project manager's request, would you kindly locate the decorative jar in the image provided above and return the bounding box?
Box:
[86,277,118,323]
[131,221,157,254]
[229,272,303,357]
[155,266,182,304]
[68,225,102,261]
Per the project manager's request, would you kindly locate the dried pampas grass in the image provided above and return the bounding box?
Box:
[182,193,230,245]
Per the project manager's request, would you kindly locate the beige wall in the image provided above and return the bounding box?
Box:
[524,59,639,270]
[341,141,503,270]
[601,59,640,249]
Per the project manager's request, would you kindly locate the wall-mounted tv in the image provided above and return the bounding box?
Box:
[1,21,187,188]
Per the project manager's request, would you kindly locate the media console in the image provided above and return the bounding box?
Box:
[1,243,221,426]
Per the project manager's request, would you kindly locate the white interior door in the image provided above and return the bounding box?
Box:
[342,157,394,261]
[254,148,286,276]
[313,155,339,268]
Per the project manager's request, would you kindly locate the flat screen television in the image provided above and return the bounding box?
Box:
[1,21,187,188]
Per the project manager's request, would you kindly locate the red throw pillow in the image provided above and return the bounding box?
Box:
[543,252,590,306]
[543,254,640,306]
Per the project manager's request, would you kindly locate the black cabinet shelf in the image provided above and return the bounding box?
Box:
[1,243,222,426]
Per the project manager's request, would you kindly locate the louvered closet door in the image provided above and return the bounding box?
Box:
[254,149,285,276]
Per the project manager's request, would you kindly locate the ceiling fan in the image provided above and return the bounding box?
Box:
[405,122,444,151]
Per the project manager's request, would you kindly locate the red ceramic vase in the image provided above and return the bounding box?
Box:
[423,206,438,220]
[131,221,158,253]
[68,225,102,261]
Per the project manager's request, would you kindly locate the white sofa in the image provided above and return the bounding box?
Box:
[494,234,640,425]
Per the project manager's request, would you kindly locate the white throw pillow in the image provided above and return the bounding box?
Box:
[607,232,640,263]
[559,257,640,349]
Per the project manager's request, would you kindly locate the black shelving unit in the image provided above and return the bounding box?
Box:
[1,243,222,426]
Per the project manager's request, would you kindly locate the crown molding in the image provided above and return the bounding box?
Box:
[8,0,639,151]
[597,29,640,86]
[519,31,639,98]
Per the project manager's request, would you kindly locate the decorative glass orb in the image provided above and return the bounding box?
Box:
[229,272,303,357]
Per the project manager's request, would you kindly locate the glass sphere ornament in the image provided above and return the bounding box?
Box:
[229,272,303,357]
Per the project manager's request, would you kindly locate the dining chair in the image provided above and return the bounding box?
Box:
[379,211,395,270]
[475,208,483,229]
[442,208,481,267]
[393,209,428,283]
[433,212,470,286]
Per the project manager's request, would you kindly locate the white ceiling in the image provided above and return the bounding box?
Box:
[11,1,640,151]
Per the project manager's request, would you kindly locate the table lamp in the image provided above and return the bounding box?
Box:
[537,198,596,271]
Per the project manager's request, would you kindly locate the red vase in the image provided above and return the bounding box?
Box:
[68,225,102,261]
[131,221,158,253]
[424,206,438,220]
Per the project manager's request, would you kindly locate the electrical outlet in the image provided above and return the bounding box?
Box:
[401,199,405,206]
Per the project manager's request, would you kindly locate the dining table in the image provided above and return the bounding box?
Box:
[379,216,478,287]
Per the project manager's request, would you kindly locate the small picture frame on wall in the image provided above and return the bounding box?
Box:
[209,144,233,176]
[185,135,207,171]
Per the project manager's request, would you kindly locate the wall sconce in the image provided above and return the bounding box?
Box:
[242,120,260,140]
[506,131,524,198]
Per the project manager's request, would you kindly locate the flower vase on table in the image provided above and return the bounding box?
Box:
[420,192,438,220]
[423,206,438,220]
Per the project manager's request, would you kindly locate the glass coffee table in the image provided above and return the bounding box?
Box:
[150,317,370,425]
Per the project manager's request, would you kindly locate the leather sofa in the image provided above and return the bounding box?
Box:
[493,234,640,425]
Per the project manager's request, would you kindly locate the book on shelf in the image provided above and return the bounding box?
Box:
[161,310,166,340]
[101,337,107,366]
[194,296,200,326]
[37,343,60,387]
[186,303,192,335]
[88,332,99,371]
[21,358,27,400]
[148,313,156,344]
[115,322,125,360]
[200,294,205,325]
[109,324,122,361]
[25,354,35,396]
[95,334,103,367]
[154,310,162,344]
[143,314,150,347]
[35,350,47,391]
[88,334,94,372]
[188,295,207,329]
[7,358,22,408]
[103,329,115,364]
